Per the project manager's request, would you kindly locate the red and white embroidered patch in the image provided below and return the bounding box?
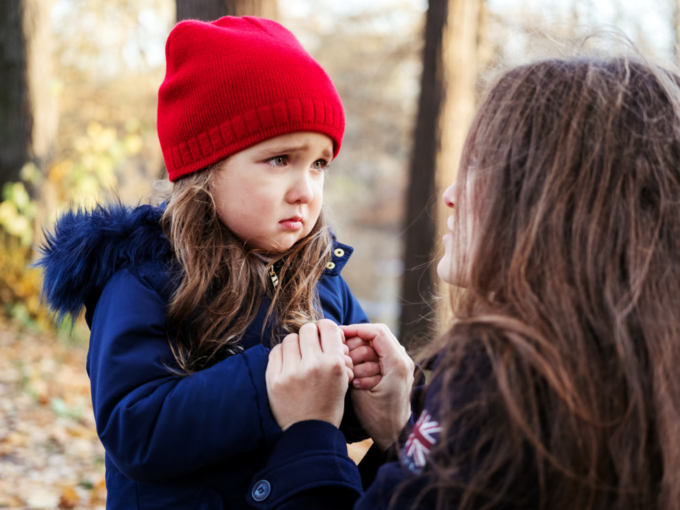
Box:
[402,410,442,474]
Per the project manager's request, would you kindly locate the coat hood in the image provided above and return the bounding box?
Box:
[36,203,172,321]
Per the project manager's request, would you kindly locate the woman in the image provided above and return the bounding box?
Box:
[248,54,680,510]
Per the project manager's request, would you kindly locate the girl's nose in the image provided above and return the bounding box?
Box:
[443,180,457,209]
[287,173,315,204]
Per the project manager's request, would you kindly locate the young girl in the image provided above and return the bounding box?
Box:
[38,16,377,510]
[253,53,680,510]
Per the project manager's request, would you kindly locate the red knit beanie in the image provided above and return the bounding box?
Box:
[158,16,345,182]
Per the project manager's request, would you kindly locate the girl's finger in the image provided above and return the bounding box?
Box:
[349,345,379,365]
[351,375,382,390]
[267,344,283,381]
[341,342,350,357]
[298,322,323,361]
[343,324,403,363]
[352,361,380,379]
[345,366,354,383]
[344,354,354,371]
[317,319,344,355]
[281,333,302,371]
[345,336,369,351]
[340,324,391,344]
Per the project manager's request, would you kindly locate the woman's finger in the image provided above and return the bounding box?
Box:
[352,361,380,379]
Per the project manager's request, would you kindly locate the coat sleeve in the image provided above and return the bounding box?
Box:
[87,268,281,482]
[245,355,497,510]
[245,421,435,510]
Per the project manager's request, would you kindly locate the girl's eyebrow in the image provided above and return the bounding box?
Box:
[257,144,333,159]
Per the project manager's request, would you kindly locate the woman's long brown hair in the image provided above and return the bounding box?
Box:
[154,164,332,374]
[414,55,680,510]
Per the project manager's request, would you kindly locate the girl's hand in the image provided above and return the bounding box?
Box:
[345,334,381,390]
[340,324,414,451]
[266,320,352,431]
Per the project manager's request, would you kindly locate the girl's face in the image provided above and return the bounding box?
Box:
[437,174,477,286]
[213,132,332,252]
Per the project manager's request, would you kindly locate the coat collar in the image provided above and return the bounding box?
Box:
[325,236,353,276]
[37,202,354,321]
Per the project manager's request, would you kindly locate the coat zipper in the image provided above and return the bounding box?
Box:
[268,265,279,289]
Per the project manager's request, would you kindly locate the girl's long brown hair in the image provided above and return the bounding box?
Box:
[415,54,680,510]
[154,164,332,374]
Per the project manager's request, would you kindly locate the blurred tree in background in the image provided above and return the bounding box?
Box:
[0,0,32,191]
[674,0,680,61]
[0,0,57,324]
[0,0,173,328]
[176,0,278,22]
[0,0,57,193]
[399,0,485,347]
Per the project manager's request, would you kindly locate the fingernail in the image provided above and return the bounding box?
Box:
[352,379,360,388]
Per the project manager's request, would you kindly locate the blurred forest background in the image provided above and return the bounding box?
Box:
[1,0,680,507]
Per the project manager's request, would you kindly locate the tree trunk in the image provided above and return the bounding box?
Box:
[224,0,278,19]
[399,0,448,348]
[0,0,56,194]
[399,0,481,349]
[23,0,57,184]
[0,0,31,191]
[176,0,278,22]
[674,0,680,63]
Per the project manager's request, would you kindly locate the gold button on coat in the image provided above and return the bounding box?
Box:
[333,248,345,257]
[326,262,336,270]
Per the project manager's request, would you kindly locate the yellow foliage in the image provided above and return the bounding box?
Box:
[0,120,132,325]
[124,134,143,155]
[0,232,47,324]
[48,159,73,184]
[0,182,36,245]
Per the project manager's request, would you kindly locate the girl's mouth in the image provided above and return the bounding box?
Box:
[279,217,303,230]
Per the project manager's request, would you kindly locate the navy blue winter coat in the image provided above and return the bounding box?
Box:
[37,203,369,510]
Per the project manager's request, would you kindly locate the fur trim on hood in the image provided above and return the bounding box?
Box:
[36,203,172,321]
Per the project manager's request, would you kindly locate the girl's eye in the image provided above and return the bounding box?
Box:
[268,156,287,167]
[312,159,329,171]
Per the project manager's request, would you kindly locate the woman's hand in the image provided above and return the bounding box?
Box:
[266,320,352,431]
[340,324,414,451]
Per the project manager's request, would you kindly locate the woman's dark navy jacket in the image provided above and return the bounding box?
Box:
[37,203,369,510]
[244,374,448,510]
[246,354,538,510]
